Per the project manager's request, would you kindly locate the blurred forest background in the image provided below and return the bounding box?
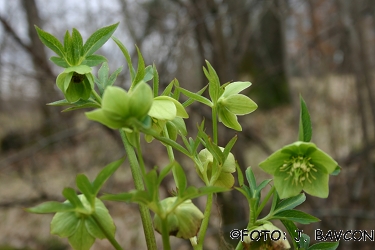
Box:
[0,0,374,249]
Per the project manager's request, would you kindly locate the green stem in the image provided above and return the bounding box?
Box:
[91,89,102,104]
[119,129,157,250]
[195,193,213,250]
[92,213,123,250]
[163,126,175,162]
[255,186,275,219]
[212,106,218,144]
[161,217,172,250]
[134,131,147,177]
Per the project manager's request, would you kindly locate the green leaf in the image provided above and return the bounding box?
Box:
[256,179,272,193]
[270,188,280,213]
[112,36,135,81]
[273,209,320,224]
[204,60,220,104]
[298,95,312,142]
[144,65,154,82]
[132,45,145,88]
[26,201,75,214]
[245,167,256,197]
[178,87,213,107]
[182,85,208,108]
[158,161,175,185]
[50,56,69,68]
[161,79,175,96]
[299,233,310,249]
[101,191,151,205]
[236,163,244,187]
[152,64,159,97]
[61,101,100,112]
[68,219,95,250]
[280,219,300,250]
[76,174,95,207]
[273,193,306,214]
[82,54,107,67]
[223,135,237,160]
[172,78,181,100]
[72,28,83,63]
[64,30,74,65]
[308,241,339,250]
[47,99,71,106]
[62,188,85,210]
[92,158,124,195]
[82,22,119,57]
[35,25,65,58]
[173,163,187,195]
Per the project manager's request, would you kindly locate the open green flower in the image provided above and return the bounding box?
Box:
[56,65,95,103]
[217,81,258,131]
[85,82,153,129]
[153,197,204,239]
[259,141,339,199]
[197,147,236,188]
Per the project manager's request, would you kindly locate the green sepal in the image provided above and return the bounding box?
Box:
[68,219,95,250]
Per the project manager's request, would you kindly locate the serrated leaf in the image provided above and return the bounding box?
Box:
[76,174,95,207]
[132,45,145,88]
[82,23,119,57]
[182,85,208,108]
[245,167,256,197]
[298,95,312,142]
[274,193,306,214]
[82,54,107,67]
[112,36,135,81]
[273,209,320,224]
[308,241,339,250]
[236,163,244,187]
[158,161,175,185]
[35,25,65,58]
[178,87,213,107]
[64,30,74,65]
[173,163,187,195]
[205,60,220,104]
[50,56,69,68]
[153,64,159,97]
[26,201,75,214]
[72,28,83,62]
[62,188,85,210]
[161,79,175,96]
[280,219,300,250]
[92,158,124,195]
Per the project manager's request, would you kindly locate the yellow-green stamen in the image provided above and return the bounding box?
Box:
[280,156,317,185]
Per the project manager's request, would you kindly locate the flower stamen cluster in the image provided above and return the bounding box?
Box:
[280,156,318,185]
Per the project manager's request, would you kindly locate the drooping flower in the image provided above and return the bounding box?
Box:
[56,65,95,103]
[217,81,258,131]
[85,82,153,129]
[153,197,204,239]
[197,147,236,188]
[259,141,339,199]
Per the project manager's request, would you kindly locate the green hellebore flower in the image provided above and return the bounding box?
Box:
[243,223,291,250]
[259,141,339,199]
[217,81,258,131]
[145,96,188,142]
[56,65,95,103]
[153,197,204,239]
[197,147,236,188]
[51,195,115,250]
[85,82,153,129]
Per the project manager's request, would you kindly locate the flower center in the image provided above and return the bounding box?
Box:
[72,72,85,84]
[280,155,317,185]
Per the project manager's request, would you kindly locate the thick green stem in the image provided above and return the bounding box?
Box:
[119,129,157,250]
[195,193,213,250]
[92,213,123,250]
[91,89,102,104]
